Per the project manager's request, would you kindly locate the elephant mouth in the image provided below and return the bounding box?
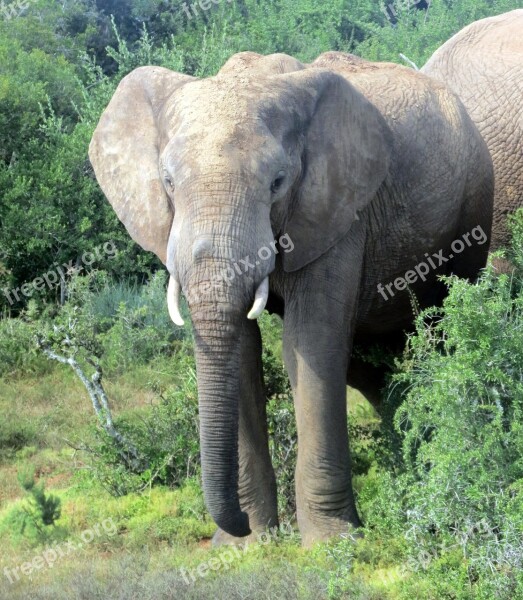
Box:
[167,273,270,326]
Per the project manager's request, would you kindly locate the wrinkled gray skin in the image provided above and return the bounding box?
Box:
[89,51,493,547]
[422,9,523,250]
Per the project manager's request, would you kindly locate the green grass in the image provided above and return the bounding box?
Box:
[0,356,398,599]
[0,366,505,599]
[0,472,405,600]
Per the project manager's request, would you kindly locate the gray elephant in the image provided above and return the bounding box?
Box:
[89,51,493,547]
[422,9,523,250]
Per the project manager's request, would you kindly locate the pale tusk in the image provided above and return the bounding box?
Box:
[247,277,269,320]
[167,275,185,326]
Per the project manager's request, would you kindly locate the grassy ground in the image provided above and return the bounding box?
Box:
[0,359,408,600]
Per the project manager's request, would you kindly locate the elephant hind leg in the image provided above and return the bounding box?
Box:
[346,356,388,414]
[347,333,405,414]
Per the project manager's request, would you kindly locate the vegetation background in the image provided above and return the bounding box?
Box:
[0,0,522,598]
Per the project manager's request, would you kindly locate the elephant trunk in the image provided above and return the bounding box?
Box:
[175,253,258,537]
[166,183,274,537]
[191,306,251,537]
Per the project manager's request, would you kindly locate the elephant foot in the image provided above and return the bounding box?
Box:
[212,523,281,548]
[298,512,363,548]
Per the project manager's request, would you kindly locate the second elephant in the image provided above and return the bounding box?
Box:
[422,9,523,250]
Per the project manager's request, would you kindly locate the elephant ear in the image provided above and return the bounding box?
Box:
[89,66,195,264]
[280,68,393,272]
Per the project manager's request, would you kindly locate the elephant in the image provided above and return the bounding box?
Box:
[422,9,523,251]
[89,51,493,547]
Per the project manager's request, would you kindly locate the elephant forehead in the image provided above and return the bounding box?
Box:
[161,100,284,174]
[163,77,289,136]
[167,79,255,126]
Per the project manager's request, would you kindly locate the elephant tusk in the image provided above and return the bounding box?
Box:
[167,275,185,326]
[247,277,269,320]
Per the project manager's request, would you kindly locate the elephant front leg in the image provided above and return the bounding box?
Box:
[212,320,279,546]
[283,297,362,547]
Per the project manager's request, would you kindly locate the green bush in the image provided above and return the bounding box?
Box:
[349,212,523,598]
[36,270,189,375]
[267,394,296,520]
[259,315,298,520]
[0,270,188,379]
[95,272,186,373]
[0,467,67,548]
[88,316,297,501]
[0,417,39,462]
[88,347,200,496]
[18,467,62,530]
[0,316,50,378]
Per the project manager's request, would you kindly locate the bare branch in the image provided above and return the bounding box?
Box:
[37,338,147,472]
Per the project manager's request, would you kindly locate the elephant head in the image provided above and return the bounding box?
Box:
[88,54,391,537]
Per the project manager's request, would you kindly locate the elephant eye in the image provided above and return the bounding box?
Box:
[161,164,175,192]
[164,176,175,191]
[271,172,286,194]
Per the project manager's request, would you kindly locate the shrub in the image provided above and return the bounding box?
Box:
[0,316,50,378]
[267,394,296,521]
[353,212,523,597]
[18,467,61,526]
[87,321,297,501]
[32,269,191,378]
[71,270,188,374]
[0,467,67,547]
[259,315,298,520]
[98,283,183,374]
[84,345,200,496]
[0,418,39,462]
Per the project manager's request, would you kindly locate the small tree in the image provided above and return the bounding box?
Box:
[17,467,62,544]
[35,273,149,473]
